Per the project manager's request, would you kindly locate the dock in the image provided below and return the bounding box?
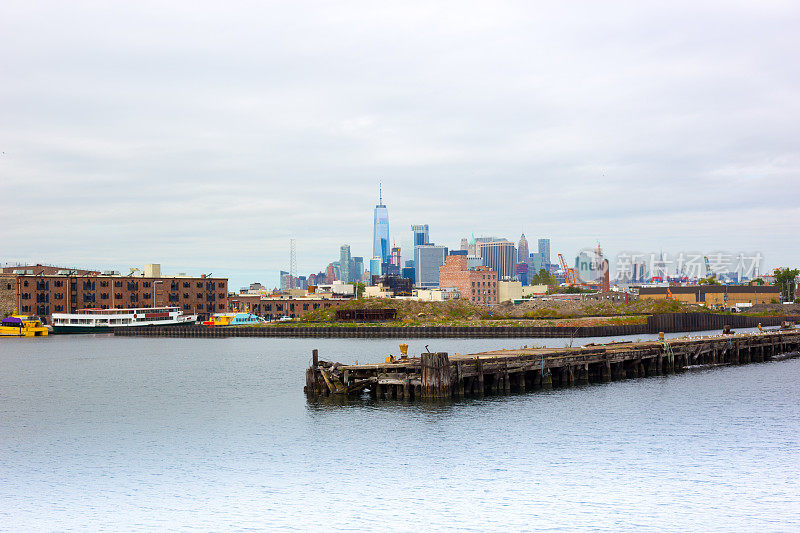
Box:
[305,329,800,400]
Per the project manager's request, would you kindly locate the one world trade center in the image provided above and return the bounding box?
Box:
[373,185,390,266]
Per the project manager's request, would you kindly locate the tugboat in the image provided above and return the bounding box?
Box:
[0,315,49,337]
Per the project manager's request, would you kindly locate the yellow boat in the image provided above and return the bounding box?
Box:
[0,315,49,337]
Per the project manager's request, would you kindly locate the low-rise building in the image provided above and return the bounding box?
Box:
[229,295,346,320]
[438,255,497,305]
[416,287,460,301]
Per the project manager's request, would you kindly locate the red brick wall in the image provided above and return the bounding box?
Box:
[14,275,228,321]
[439,256,497,304]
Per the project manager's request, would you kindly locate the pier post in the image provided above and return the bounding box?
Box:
[541,369,553,389]
[601,360,611,382]
[455,362,465,397]
[577,364,589,384]
[420,352,452,399]
[477,359,485,395]
[518,370,527,391]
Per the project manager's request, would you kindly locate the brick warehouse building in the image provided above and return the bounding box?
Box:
[7,271,228,322]
[438,254,498,305]
[229,294,346,320]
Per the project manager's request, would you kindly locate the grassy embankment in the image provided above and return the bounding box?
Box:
[239,298,799,329]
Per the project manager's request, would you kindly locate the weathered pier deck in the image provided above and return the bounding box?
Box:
[305,329,800,400]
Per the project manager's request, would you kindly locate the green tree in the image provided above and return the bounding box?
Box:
[774,268,799,301]
[353,282,365,298]
[698,276,720,285]
[531,268,556,286]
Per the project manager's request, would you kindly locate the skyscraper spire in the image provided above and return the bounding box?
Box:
[373,184,390,266]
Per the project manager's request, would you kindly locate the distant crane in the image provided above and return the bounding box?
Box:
[704,256,711,278]
[558,253,580,286]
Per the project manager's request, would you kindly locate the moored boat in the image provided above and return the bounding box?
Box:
[0,315,49,337]
[51,307,197,333]
[202,313,263,326]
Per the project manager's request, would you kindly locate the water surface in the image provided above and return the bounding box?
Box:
[1,333,798,531]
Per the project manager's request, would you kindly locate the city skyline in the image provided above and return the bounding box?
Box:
[1,2,799,289]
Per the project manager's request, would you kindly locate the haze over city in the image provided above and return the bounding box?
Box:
[1,1,798,289]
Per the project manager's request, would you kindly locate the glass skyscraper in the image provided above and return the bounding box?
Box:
[339,245,351,283]
[538,238,551,270]
[411,224,429,246]
[373,187,390,265]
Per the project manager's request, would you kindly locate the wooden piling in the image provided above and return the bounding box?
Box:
[420,352,452,398]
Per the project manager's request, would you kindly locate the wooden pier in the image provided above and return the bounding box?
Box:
[305,329,800,400]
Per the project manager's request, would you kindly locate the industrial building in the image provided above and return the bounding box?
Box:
[438,254,497,305]
[4,264,228,322]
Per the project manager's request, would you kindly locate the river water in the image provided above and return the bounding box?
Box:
[1,332,798,531]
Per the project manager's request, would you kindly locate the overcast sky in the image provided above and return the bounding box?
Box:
[1,1,798,288]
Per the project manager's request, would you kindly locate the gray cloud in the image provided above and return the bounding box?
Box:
[1,1,798,288]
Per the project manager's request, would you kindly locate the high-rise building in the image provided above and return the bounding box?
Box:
[414,244,447,288]
[537,238,551,271]
[351,256,364,283]
[411,224,429,246]
[373,186,390,265]
[477,240,516,280]
[339,245,351,283]
[517,234,529,264]
[369,257,382,279]
[391,246,401,267]
[528,252,545,275]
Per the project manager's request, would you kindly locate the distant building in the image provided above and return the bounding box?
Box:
[382,263,400,277]
[390,247,401,267]
[369,275,413,296]
[351,256,364,283]
[515,262,529,285]
[477,240,516,280]
[373,187,390,265]
[537,238,551,271]
[326,263,336,283]
[411,224,429,246]
[528,252,545,275]
[339,245,351,283]
[280,270,291,291]
[466,256,483,269]
[402,266,415,282]
[517,234,529,264]
[438,254,497,305]
[369,257,382,278]
[414,244,447,288]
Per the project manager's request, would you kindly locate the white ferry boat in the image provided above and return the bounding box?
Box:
[51,307,197,334]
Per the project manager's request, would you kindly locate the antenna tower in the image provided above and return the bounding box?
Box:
[289,238,297,289]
